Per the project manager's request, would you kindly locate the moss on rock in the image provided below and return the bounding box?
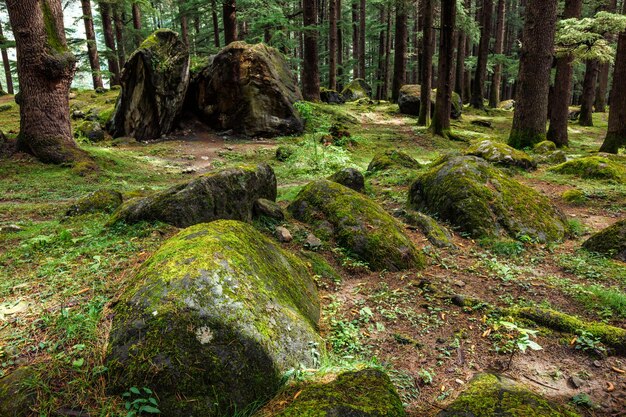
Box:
[256,369,406,417]
[549,156,626,182]
[74,120,105,142]
[341,79,372,101]
[289,180,424,271]
[66,189,123,216]
[109,164,276,227]
[533,141,557,154]
[106,220,322,417]
[0,367,36,417]
[582,218,626,261]
[320,87,345,104]
[403,210,456,249]
[328,167,365,192]
[438,373,579,417]
[408,156,567,242]
[561,189,587,205]
[465,140,536,171]
[397,85,462,119]
[367,150,421,172]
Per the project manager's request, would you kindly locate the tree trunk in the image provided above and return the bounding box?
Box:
[6,0,90,165]
[329,0,338,89]
[418,0,433,126]
[100,1,120,86]
[352,1,359,77]
[488,0,505,107]
[392,0,408,102]
[113,5,126,69]
[432,0,456,136]
[80,0,104,89]
[0,15,14,94]
[303,0,320,100]
[470,0,493,109]
[579,60,598,126]
[546,0,582,146]
[595,0,617,113]
[382,7,392,100]
[179,0,190,47]
[455,29,466,103]
[131,2,142,46]
[337,0,344,89]
[376,6,385,99]
[223,0,238,45]
[359,0,366,80]
[212,0,221,48]
[508,0,558,148]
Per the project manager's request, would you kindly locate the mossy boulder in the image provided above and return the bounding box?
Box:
[549,156,626,182]
[533,140,557,154]
[187,42,303,137]
[105,220,322,417]
[535,150,567,165]
[367,150,421,172]
[397,85,462,119]
[341,79,372,101]
[438,373,579,417]
[561,189,587,205]
[408,156,567,242]
[465,140,537,170]
[66,189,123,216]
[498,99,515,110]
[253,198,285,220]
[582,218,626,261]
[275,145,295,161]
[320,87,345,104]
[109,164,276,227]
[328,167,365,192]
[403,210,456,249]
[256,369,406,417]
[75,120,105,142]
[0,367,36,417]
[288,180,424,271]
[108,29,190,140]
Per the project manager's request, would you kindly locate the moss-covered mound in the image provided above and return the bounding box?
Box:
[109,164,276,227]
[403,210,456,248]
[465,140,537,170]
[320,87,345,104]
[397,85,462,119]
[549,156,626,182]
[533,140,557,154]
[328,167,365,192]
[289,180,424,271]
[106,220,321,417]
[498,99,515,110]
[74,120,105,142]
[438,374,579,417]
[535,150,567,165]
[256,369,406,417]
[0,367,36,417]
[582,218,626,261]
[367,150,421,172]
[66,189,123,216]
[408,156,567,242]
[187,42,303,137]
[108,29,190,140]
[341,79,372,101]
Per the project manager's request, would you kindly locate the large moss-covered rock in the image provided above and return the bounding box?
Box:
[408,156,567,242]
[187,42,303,137]
[582,218,626,261]
[320,87,345,104]
[109,164,276,227]
[108,29,190,140]
[533,140,557,154]
[341,79,372,101]
[549,156,626,182]
[256,369,406,417]
[438,374,579,417]
[328,167,365,192]
[367,150,421,172]
[66,189,123,216]
[0,367,36,417]
[289,180,424,271]
[403,210,456,249]
[498,99,515,110]
[397,85,462,119]
[106,220,321,417]
[75,120,105,142]
[465,140,537,170]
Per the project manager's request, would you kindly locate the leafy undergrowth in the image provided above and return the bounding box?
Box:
[1,91,625,416]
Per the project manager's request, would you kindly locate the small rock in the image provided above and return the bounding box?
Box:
[593,360,603,368]
[305,233,322,250]
[253,198,284,221]
[275,226,293,243]
[471,119,492,128]
[71,110,85,120]
[569,376,586,389]
[182,167,197,174]
[453,279,466,287]
[68,92,77,99]
[0,224,22,233]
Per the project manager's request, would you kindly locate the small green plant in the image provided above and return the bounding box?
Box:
[573,330,606,356]
[122,387,161,416]
[418,368,435,385]
[567,219,588,237]
[570,393,594,408]
[294,101,314,125]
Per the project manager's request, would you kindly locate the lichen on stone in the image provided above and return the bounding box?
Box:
[66,189,123,216]
[549,156,626,182]
[465,140,537,171]
[367,150,421,172]
[582,218,626,261]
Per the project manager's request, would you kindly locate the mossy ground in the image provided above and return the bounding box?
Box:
[0,91,625,415]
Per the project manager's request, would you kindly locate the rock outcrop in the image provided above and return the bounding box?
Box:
[367,150,421,172]
[398,85,462,119]
[550,156,626,182]
[465,140,537,170]
[341,79,372,101]
[320,87,345,104]
[583,218,626,261]
[328,167,365,192]
[66,189,123,216]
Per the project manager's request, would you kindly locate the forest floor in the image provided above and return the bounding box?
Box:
[1,91,625,416]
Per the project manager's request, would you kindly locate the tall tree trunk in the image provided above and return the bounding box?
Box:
[113,5,126,69]
[81,0,104,89]
[6,0,90,165]
[432,0,457,136]
[131,2,142,46]
[100,1,120,86]
[359,0,366,80]
[382,7,392,100]
[212,0,221,48]
[546,0,582,146]
[179,0,190,47]
[392,0,408,101]
[470,0,493,109]
[418,0,433,125]
[579,60,598,126]
[223,0,238,44]
[508,0,558,148]
[337,0,344,89]
[0,15,14,94]
[376,6,385,99]
[303,0,320,100]
[595,0,617,113]
[455,29,466,103]
[329,0,338,89]
[352,1,359,78]
[488,0,505,107]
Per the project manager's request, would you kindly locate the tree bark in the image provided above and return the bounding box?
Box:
[100,1,120,86]
[337,0,344,89]
[470,0,493,109]
[578,59,598,126]
[376,6,385,99]
[131,2,142,46]
[80,0,104,89]
[392,0,408,102]
[418,0,433,126]
[455,28,466,103]
[488,0,505,108]
[508,0,558,148]
[595,0,617,113]
[432,0,457,136]
[212,0,221,48]
[382,6,392,100]
[329,0,338,89]
[113,4,126,69]
[546,0,582,146]
[0,14,15,94]
[352,1,359,77]
[179,0,190,47]
[359,0,366,79]
[223,0,238,45]
[303,0,320,100]
[7,0,90,165]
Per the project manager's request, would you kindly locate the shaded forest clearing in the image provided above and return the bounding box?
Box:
[1,88,625,415]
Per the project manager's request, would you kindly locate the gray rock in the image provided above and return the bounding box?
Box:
[328,167,365,193]
[275,226,293,242]
[340,79,372,101]
[403,210,456,249]
[253,198,285,220]
[569,376,586,389]
[305,233,322,250]
[66,189,123,216]
[0,367,36,417]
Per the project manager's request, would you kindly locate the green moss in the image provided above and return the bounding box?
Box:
[367,150,421,172]
[65,189,123,216]
[41,1,64,52]
[0,367,36,417]
[533,141,557,154]
[403,210,455,248]
[561,189,587,205]
[341,79,372,101]
[465,140,536,170]
[289,180,425,271]
[508,128,546,150]
[549,156,626,182]
[582,218,626,261]
[300,250,342,283]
